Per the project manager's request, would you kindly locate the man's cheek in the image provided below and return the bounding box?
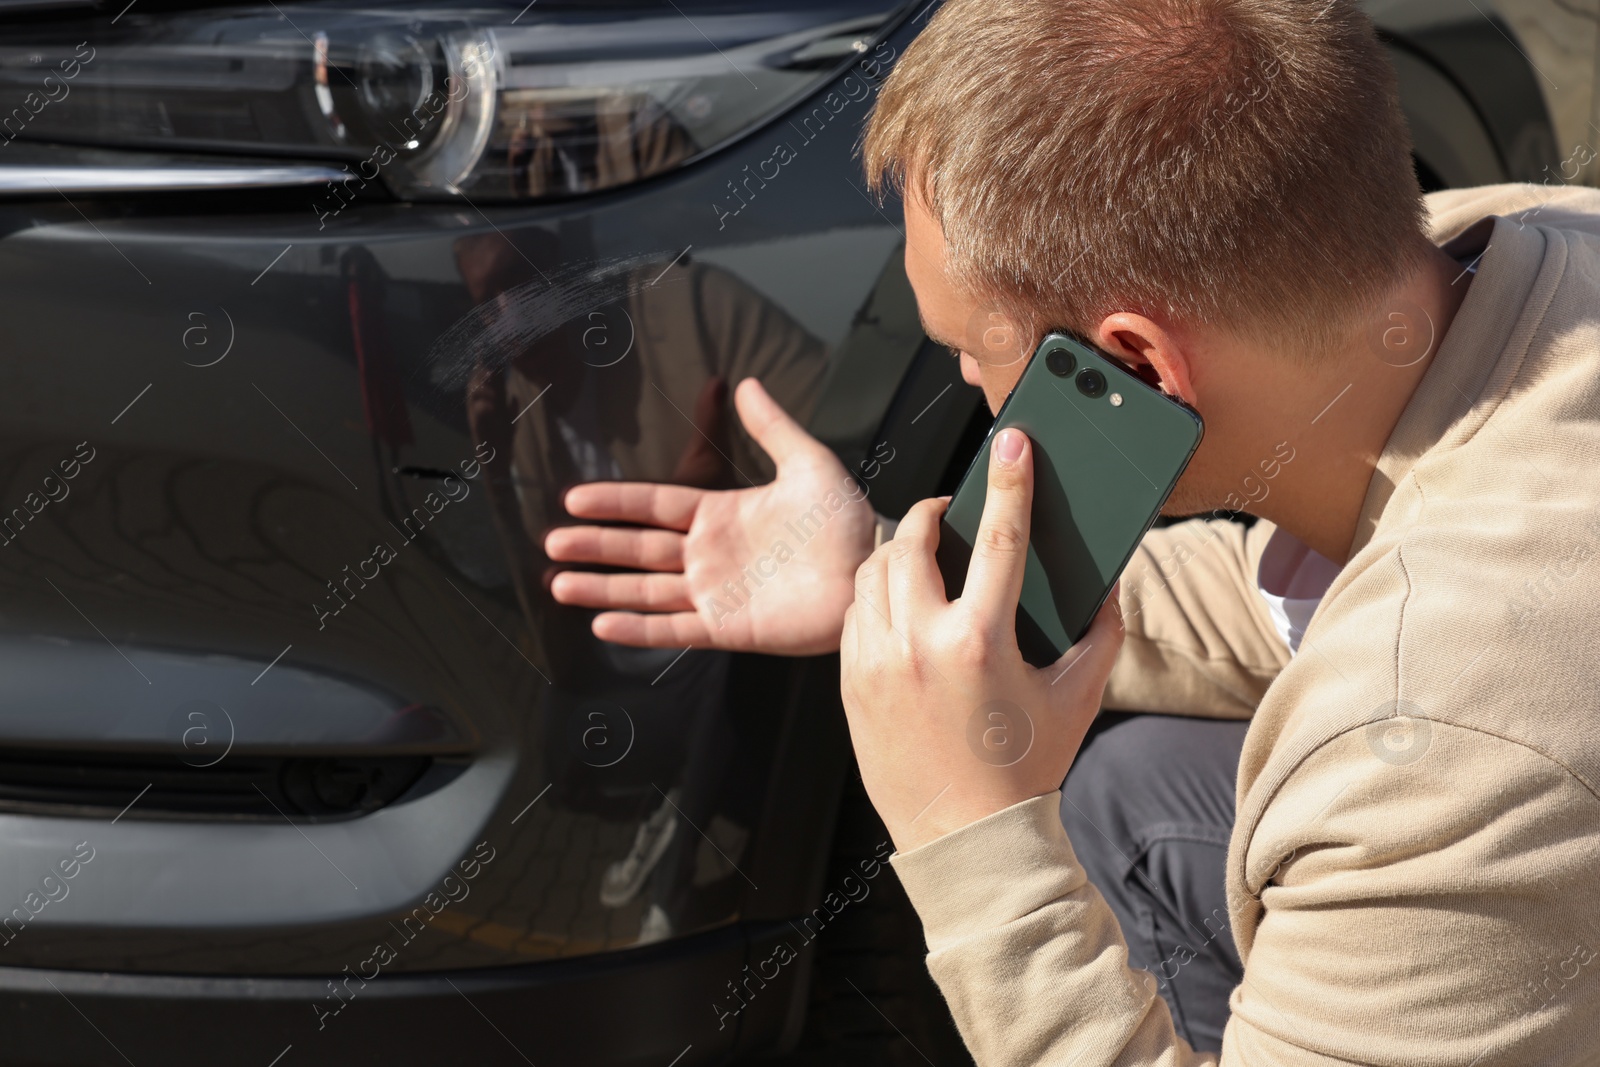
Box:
[977,360,1024,415]
[960,351,984,388]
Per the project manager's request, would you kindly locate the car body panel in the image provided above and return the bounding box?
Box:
[0,0,1588,1063]
[0,2,935,986]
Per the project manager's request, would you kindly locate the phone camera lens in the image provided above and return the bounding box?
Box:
[1076,368,1107,398]
[1045,349,1077,378]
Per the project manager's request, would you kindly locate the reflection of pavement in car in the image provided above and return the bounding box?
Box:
[600,786,679,908]
[596,788,753,945]
[387,795,664,962]
[692,815,750,886]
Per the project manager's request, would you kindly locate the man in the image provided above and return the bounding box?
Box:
[547,0,1600,1060]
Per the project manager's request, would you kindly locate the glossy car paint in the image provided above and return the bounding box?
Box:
[0,0,1588,1063]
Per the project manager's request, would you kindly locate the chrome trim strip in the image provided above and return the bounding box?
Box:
[0,164,349,195]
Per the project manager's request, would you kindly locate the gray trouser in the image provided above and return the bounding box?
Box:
[1060,711,1248,1054]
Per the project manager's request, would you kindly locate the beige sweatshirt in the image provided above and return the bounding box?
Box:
[890,184,1600,1065]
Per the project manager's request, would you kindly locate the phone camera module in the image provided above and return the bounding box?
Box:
[1046,349,1077,378]
[1076,368,1107,398]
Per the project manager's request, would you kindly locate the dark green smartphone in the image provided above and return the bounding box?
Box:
[936,333,1204,667]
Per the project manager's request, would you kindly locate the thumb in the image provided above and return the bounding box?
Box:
[734,377,816,468]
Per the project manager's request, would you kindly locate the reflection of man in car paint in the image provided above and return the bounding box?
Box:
[453,229,829,942]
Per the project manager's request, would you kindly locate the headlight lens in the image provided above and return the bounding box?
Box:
[0,1,900,200]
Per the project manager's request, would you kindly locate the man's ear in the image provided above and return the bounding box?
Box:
[1093,312,1199,408]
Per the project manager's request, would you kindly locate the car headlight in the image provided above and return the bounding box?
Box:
[0,0,903,201]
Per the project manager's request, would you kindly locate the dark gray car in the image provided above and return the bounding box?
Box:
[0,0,1587,1064]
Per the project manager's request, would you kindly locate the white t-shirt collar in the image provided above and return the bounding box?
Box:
[1255,526,1341,655]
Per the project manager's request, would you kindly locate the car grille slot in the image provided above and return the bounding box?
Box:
[0,749,432,822]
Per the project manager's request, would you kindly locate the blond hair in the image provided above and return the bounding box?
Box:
[862,0,1433,357]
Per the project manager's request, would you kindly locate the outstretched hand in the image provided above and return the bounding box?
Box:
[840,428,1124,853]
[546,378,877,656]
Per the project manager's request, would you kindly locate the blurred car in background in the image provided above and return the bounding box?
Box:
[0,0,1591,1064]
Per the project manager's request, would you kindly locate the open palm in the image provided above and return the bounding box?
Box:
[546,378,876,655]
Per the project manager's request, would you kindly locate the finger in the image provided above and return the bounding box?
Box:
[838,602,863,708]
[592,610,714,648]
[852,546,894,634]
[544,525,685,572]
[1042,584,1126,687]
[735,378,816,469]
[549,571,692,613]
[963,427,1033,631]
[886,496,950,622]
[561,482,702,531]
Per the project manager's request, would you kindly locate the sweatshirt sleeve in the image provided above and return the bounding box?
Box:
[891,794,1216,1067]
[1104,518,1290,720]
[1225,723,1600,1064]
[892,727,1600,1066]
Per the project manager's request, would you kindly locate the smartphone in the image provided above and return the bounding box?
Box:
[936,333,1204,667]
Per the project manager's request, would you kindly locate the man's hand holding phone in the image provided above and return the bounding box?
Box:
[839,428,1124,854]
